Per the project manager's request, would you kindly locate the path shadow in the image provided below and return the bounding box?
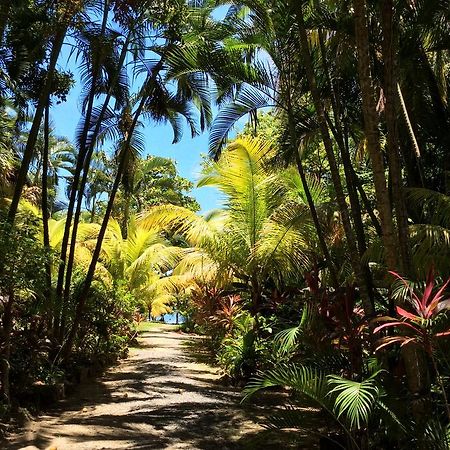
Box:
[5,330,322,449]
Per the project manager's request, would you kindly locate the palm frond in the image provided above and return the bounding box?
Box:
[328,372,382,430]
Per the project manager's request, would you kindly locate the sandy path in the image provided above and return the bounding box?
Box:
[5,325,318,450]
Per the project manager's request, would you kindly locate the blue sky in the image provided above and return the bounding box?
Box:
[52,82,225,212]
[51,60,229,213]
[50,6,246,213]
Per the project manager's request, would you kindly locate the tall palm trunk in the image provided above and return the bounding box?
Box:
[294,6,374,316]
[286,109,339,288]
[42,102,52,299]
[350,163,383,237]
[315,18,374,306]
[56,0,112,340]
[7,28,67,223]
[61,57,165,358]
[61,97,146,360]
[380,0,411,275]
[59,31,132,339]
[122,193,131,239]
[353,0,398,272]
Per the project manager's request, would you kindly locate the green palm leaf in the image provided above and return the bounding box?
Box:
[328,372,382,430]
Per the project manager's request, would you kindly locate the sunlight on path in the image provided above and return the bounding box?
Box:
[5,325,318,450]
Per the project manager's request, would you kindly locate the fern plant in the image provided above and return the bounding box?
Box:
[243,363,397,449]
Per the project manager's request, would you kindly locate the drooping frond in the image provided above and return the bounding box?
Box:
[328,372,382,430]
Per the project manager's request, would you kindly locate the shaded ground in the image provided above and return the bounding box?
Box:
[4,325,321,449]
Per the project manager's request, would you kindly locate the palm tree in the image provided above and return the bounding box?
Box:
[142,137,328,314]
[7,0,85,223]
[197,0,377,312]
[56,0,216,340]
[61,49,206,357]
[101,216,184,311]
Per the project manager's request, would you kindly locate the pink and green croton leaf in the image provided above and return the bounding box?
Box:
[373,270,450,353]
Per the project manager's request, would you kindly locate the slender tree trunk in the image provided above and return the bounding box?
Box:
[7,28,67,223]
[122,193,131,239]
[314,0,371,259]
[60,105,143,359]
[57,0,111,340]
[60,24,132,322]
[317,21,374,306]
[60,56,164,358]
[283,78,339,288]
[353,0,398,272]
[294,6,374,316]
[294,146,339,289]
[381,0,412,275]
[397,83,425,187]
[42,102,52,299]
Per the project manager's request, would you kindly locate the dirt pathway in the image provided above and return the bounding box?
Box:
[5,325,319,450]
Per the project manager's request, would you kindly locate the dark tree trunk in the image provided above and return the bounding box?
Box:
[381,0,412,275]
[286,97,339,288]
[316,19,374,307]
[60,55,164,358]
[353,0,398,272]
[42,102,52,301]
[7,28,66,224]
[295,5,374,316]
[58,0,111,340]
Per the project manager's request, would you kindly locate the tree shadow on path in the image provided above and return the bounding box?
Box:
[4,326,321,449]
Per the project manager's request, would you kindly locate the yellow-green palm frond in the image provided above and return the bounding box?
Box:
[48,218,67,249]
[126,244,184,289]
[149,296,173,317]
[198,137,276,248]
[253,203,316,284]
[140,204,220,246]
[125,228,166,267]
[172,249,224,284]
[281,167,328,206]
[154,274,198,295]
[17,199,41,217]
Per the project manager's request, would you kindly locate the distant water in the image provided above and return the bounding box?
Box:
[160,312,185,324]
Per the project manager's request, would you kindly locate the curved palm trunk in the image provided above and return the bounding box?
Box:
[293,142,339,289]
[61,56,166,358]
[57,0,113,340]
[7,28,67,223]
[294,6,374,316]
[353,0,398,272]
[42,102,52,300]
[59,31,132,339]
[61,96,146,360]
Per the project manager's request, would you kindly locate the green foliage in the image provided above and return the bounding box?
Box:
[217,313,259,382]
[72,277,138,361]
[0,214,48,298]
[328,372,382,430]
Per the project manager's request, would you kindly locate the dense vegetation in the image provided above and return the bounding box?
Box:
[1,0,449,448]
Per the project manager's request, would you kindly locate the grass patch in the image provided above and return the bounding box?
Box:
[137,321,180,332]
